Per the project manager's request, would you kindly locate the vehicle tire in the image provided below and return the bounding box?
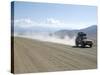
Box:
[75,41,79,47]
[89,44,92,48]
[81,42,85,48]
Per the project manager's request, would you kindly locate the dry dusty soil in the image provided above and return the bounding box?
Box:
[13,37,97,74]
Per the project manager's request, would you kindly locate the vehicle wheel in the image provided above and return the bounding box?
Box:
[89,44,92,48]
[81,42,85,48]
[75,41,79,47]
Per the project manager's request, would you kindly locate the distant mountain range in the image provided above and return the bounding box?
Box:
[13,26,60,35]
[13,24,97,41]
[54,25,97,40]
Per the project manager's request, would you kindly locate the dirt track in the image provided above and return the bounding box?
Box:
[13,37,97,74]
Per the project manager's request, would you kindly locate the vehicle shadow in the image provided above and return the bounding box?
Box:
[72,46,91,48]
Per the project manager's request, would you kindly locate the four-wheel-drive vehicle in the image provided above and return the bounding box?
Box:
[75,32,93,48]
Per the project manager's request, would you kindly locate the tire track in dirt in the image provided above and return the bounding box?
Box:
[13,37,97,74]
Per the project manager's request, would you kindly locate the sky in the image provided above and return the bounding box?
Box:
[13,1,97,29]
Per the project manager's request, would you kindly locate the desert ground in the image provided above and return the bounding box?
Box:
[13,37,97,74]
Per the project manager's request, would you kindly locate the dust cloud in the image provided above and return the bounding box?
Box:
[15,34,76,46]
